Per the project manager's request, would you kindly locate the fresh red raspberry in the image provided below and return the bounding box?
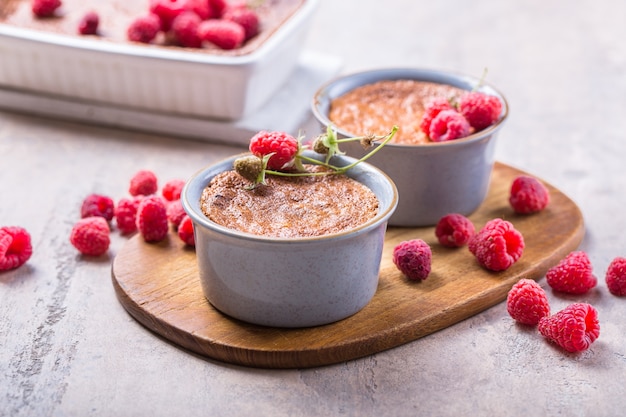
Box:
[249,131,299,171]
[127,14,161,43]
[166,199,186,229]
[198,19,246,50]
[223,7,259,41]
[428,109,471,142]
[129,169,158,196]
[468,218,525,271]
[80,193,115,221]
[509,175,550,214]
[0,226,33,271]
[458,91,503,131]
[31,0,61,17]
[69,217,110,256]
[177,215,195,246]
[606,256,626,296]
[136,195,169,242]
[115,196,143,235]
[208,0,228,18]
[78,11,99,35]
[545,251,597,294]
[149,0,186,31]
[506,279,550,325]
[435,213,475,248]
[392,239,432,281]
[171,11,202,48]
[538,303,600,353]
[184,0,213,20]
[162,179,186,201]
[420,97,453,138]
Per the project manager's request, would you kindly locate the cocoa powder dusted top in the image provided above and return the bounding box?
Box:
[329,80,467,145]
[200,167,379,238]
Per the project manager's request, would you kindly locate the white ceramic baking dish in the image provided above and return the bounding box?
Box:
[0,0,317,120]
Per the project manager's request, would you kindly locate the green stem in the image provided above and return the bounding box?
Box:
[334,125,398,173]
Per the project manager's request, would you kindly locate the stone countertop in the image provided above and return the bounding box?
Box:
[2,0,625,416]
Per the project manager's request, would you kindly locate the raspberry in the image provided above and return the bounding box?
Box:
[248,131,299,171]
[506,279,550,325]
[208,0,228,18]
[115,196,143,235]
[162,179,186,201]
[223,7,259,41]
[136,195,169,242]
[166,200,186,229]
[69,217,110,256]
[509,175,550,214]
[129,169,158,196]
[78,11,99,35]
[434,213,475,248]
[198,19,246,50]
[420,97,453,138]
[184,0,213,20]
[392,239,432,281]
[80,193,115,221]
[127,14,161,44]
[458,91,503,131]
[606,257,626,296]
[177,215,195,246]
[171,11,202,48]
[538,303,600,353]
[234,155,263,182]
[149,0,186,31]
[428,109,471,142]
[545,251,597,294]
[468,218,524,271]
[0,226,33,271]
[31,0,61,17]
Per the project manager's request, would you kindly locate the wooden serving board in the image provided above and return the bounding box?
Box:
[111,162,584,369]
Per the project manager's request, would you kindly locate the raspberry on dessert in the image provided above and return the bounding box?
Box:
[136,195,169,242]
[434,213,475,248]
[69,217,110,256]
[506,279,550,325]
[149,0,187,32]
[129,169,159,196]
[78,11,99,35]
[428,109,471,142]
[162,179,186,201]
[419,97,453,138]
[392,239,432,281]
[0,226,33,271]
[606,256,626,296]
[127,14,161,44]
[80,193,115,221]
[468,218,525,271]
[171,11,202,48]
[166,199,186,229]
[458,91,503,131]
[198,19,246,50]
[545,251,597,294]
[249,131,299,171]
[31,0,61,18]
[538,303,600,353]
[177,215,195,246]
[234,155,264,183]
[223,7,260,41]
[509,175,550,214]
[115,196,143,235]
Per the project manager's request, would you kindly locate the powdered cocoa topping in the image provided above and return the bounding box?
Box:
[200,166,379,238]
[0,0,304,56]
[329,80,467,145]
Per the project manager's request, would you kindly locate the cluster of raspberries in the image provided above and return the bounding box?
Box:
[69,170,195,257]
[419,91,502,142]
[31,0,260,50]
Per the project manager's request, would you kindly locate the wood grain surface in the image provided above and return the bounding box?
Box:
[111,162,584,369]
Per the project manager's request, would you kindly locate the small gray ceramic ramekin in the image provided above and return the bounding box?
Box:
[311,68,509,227]
[181,152,398,328]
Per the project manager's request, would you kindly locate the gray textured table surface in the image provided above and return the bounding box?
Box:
[2,1,625,416]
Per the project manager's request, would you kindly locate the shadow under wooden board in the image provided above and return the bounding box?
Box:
[111,162,585,369]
